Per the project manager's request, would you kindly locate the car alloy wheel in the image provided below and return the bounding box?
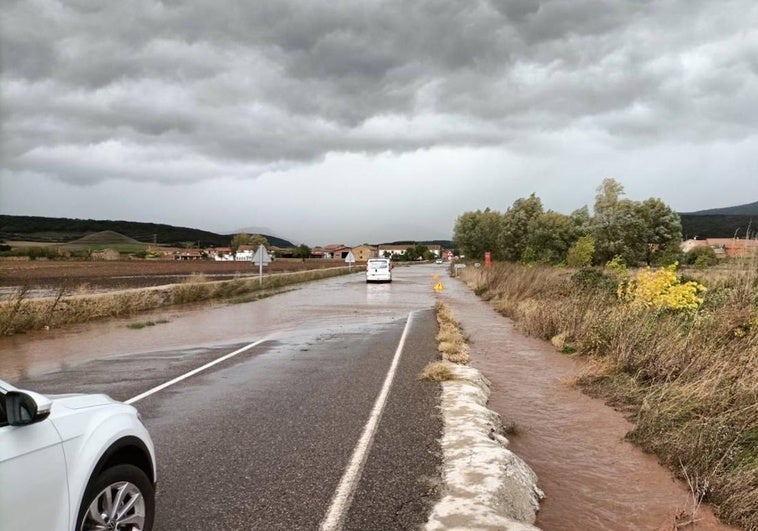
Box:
[78,464,154,531]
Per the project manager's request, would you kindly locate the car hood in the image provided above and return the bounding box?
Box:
[46,392,118,410]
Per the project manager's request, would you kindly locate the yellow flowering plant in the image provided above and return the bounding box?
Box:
[619,263,706,313]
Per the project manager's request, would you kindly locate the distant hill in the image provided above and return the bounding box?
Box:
[682,201,758,216]
[384,240,454,248]
[679,201,757,239]
[0,215,295,248]
[67,231,141,245]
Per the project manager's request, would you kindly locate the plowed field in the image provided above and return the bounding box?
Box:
[0,259,352,293]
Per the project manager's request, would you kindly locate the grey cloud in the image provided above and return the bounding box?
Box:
[1,0,757,186]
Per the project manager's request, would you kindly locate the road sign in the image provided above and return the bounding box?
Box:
[253,245,272,265]
[252,245,271,285]
[344,251,355,271]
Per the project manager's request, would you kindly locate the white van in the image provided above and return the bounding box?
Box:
[366,258,392,283]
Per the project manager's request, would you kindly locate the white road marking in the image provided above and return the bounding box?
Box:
[319,311,416,531]
[125,338,269,404]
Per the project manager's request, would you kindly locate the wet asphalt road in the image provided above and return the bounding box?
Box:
[5,265,446,530]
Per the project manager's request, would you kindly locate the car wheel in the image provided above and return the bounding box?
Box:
[77,464,155,531]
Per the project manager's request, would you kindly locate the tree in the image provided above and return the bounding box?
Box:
[636,198,682,265]
[293,244,311,259]
[453,209,504,259]
[499,194,544,261]
[249,234,270,249]
[592,179,683,265]
[526,210,580,264]
[591,179,646,264]
[230,233,250,253]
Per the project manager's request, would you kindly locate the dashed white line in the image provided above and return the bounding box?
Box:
[319,311,416,531]
[125,338,269,405]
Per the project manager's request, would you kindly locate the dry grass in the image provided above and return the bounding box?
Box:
[419,360,457,381]
[435,301,471,364]
[461,260,758,530]
[419,303,472,381]
[0,267,353,335]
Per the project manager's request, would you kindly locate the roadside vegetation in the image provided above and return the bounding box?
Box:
[460,260,757,529]
[420,302,471,381]
[452,179,757,528]
[0,267,353,336]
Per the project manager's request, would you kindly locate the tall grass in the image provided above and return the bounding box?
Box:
[0,267,353,335]
[461,261,758,530]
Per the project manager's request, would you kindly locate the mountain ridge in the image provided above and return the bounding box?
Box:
[0,215,295,248]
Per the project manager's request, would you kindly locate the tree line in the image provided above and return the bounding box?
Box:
[453,179,683,267]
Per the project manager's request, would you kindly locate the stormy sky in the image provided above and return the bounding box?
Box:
[1,0,757,245]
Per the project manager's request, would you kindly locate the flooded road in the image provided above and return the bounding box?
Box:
[440,274,735,530]
[0,267,433,381]
[0,264,739,529]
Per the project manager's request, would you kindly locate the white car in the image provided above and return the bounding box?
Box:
[366,258,393,283]
[0,379,156,531]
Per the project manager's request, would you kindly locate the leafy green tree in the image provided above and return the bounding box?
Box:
[230,233,250,253]
[526,210,579,264]
[453,209,504,259]
[569,206,592,235]
[499,194,544,261]
[566,235,595,267]
[637,198,682,265]
[293,244,311,259]
[592,179,683,265]
[249,234,270,249]
[591,179,647,265]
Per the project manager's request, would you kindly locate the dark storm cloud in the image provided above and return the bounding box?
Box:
[1,0,757,185]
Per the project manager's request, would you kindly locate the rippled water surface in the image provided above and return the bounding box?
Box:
[441,276,735,530]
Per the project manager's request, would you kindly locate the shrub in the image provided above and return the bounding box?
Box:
[619,263,706,313]
[684,246,718,267]
[566,235,595,268]
[571,267,616,293]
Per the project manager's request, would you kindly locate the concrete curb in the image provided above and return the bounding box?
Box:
[426,364,544,531]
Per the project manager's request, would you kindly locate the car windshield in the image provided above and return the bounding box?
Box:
[368,260,388,269]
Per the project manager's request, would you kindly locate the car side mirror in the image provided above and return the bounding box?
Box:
[5,391,52,426]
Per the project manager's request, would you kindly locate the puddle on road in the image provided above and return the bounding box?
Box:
[441,279,735,531]
[0,271,435,381]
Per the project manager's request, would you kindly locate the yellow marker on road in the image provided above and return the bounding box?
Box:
[434,282,444,292]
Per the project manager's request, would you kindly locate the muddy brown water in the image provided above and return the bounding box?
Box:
[0,266,741,529]
[441,276,736,530]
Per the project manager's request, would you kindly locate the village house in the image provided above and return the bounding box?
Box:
[377,244,408,258]
[209,247,234,261]
[350,245,376,261]
[378,243,442,258]
[681,238,758,259]
[174,249,204,260]
[322,244,351,259]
